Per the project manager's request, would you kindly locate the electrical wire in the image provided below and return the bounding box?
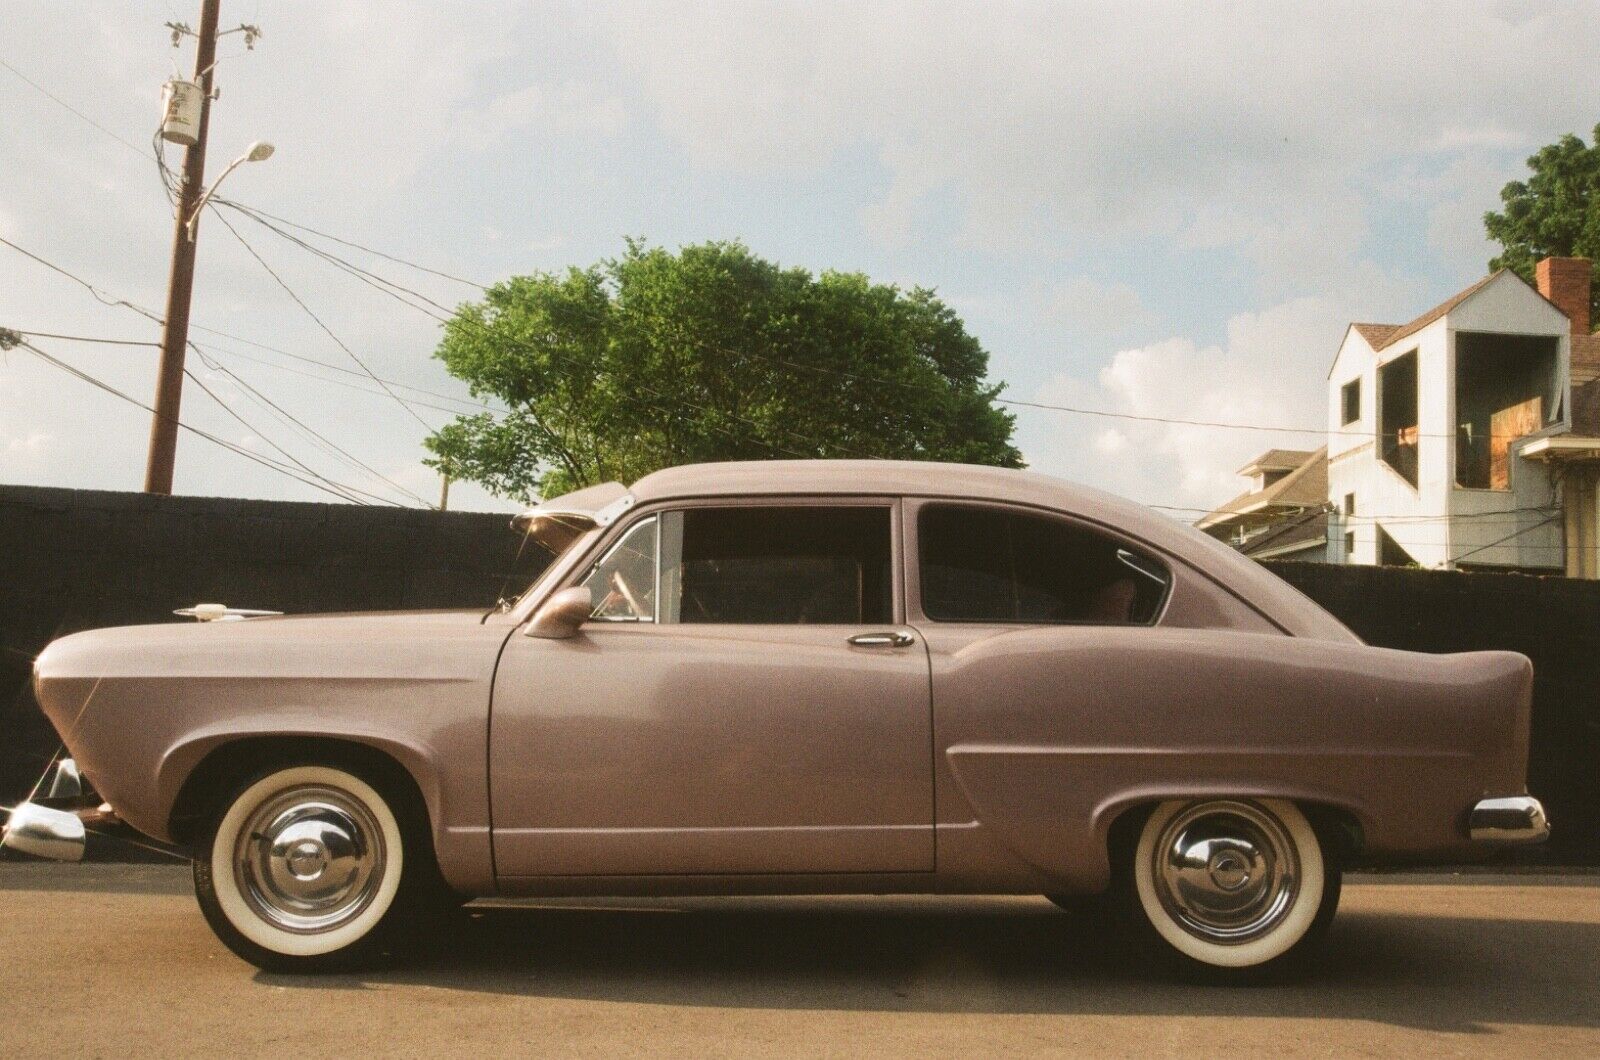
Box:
[0,56,154,161]
[206,208,439,432]
[3,239,436,505]
[0,236,165,324]
[13,330,161,347]
[181,365,408,506]
[212,197,488,290]
[188,345,437,507]
[1450,515,1564,563]
[0,50,1564,451]
[219,202,1503,446]
[2,230,1577,525]
[19,339,385,505]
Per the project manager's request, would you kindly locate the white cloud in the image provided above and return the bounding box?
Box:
[453,82,627,151]
[1028,297,1348,507]
[5,1,1599,514]
[1038,276,1159,340]
[611,1,1599,296]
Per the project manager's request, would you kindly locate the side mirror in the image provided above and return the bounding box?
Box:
[526,585,593,639]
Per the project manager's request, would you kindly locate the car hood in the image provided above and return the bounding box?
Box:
[34,608,495,682]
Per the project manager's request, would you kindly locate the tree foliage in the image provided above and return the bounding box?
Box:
[1485,124,1600,321]
[424,240,1022,501]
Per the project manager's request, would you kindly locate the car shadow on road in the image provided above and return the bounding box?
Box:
[257,896,1600,1034]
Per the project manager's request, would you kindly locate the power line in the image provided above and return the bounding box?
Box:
[207,207,439,432]
[0,235,165,324]
[12,329,161,347]
[213,197,488,290]
[19,339,382,504]
[1451,514,1563,563]
[3,237,436,506]
[0,56,155,160]
[181,365,402,506]
[0,52,1568,451]
[188,346,436,507]
[191,339,499,416]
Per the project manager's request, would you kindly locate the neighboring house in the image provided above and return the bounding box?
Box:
[1326,256,1600,575]
[1196,447,1329,561]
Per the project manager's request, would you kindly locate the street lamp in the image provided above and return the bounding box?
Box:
[184,140,274,240]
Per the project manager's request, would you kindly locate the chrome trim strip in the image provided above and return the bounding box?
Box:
[1470,795,1550,844]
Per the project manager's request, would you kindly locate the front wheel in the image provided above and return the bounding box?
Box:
[1124,798,1340,979]
[193,764,413,972]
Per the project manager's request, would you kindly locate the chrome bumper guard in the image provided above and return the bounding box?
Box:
[1,758,104,862]
[1470,795,1550,845]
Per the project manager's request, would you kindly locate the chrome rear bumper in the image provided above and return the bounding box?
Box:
[1470,796,1550,845]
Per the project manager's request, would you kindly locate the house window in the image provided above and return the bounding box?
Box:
[1378,351,1419,488]
[1343,530,1355,560]
[1340,378,1361,425]
[1454,331,1560,490]
[1342,493,1356,516]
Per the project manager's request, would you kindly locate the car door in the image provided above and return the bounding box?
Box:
[489,498,934,879]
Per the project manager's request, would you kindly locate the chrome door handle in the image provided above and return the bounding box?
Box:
[848,631,915,648]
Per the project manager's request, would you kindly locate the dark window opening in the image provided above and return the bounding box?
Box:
[1343,530,1356,560]
[1379,351,1419,487]
[1260,469,1291,489]
[662,506,892,625]
[1340,378,1361,425]
[1377,524,1417,567]
[1454,332,1560,490]
[1342,493,1356,516]
[919,505,1168,625]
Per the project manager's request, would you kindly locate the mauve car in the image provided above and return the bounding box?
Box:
[6,460,1548,977]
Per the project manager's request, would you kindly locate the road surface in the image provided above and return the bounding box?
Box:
[1,864,1597,1057]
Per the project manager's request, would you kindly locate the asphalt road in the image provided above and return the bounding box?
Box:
[2,864,1597,1058]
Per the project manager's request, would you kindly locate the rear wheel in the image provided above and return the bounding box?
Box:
[1123,798,1340,979]
[193,764,421,972]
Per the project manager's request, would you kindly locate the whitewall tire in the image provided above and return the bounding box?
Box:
[1128,798,1338,975]
[194,765,409,971]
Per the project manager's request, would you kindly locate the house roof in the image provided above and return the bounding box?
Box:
[1351,323,1400,349]
[1240,508,1329,560]
[1196,447,1328,530]
[1369,270,1508,353]
[1236,448,1316,475]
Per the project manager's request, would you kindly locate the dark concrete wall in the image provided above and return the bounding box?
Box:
[1,484,546,820]
[2,485,1594,863]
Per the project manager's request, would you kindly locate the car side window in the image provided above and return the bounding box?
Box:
[657,506,892,625]
[918,504,1168,625]
[578,515,659,621]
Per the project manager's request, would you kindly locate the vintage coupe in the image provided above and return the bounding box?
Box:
[10,461,1547,976]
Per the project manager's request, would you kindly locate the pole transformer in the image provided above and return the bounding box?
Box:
[144,0,221,494]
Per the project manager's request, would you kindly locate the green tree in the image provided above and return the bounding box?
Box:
[425,240,1023,501]
[1485,124,1600,321]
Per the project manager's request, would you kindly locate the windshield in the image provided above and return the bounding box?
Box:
[495,512,598,612]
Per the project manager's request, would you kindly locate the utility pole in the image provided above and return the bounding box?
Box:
[144,0,221,494]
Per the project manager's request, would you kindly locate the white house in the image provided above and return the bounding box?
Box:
[1326,257,1599,573]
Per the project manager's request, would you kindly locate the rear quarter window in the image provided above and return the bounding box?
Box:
[918,504,1169,625]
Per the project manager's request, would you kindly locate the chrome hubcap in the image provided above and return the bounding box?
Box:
[1152,800,1299,945]
[233,786,385,934]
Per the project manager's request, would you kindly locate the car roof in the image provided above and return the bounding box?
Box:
[529,460,1357,642]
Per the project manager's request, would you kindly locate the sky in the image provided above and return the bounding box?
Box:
[3,2,1599,516]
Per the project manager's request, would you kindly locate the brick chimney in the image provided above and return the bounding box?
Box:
[1535,256,1591,335]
